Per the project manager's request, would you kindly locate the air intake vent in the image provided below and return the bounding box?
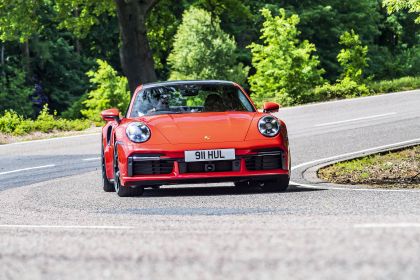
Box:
[245,152,283,171]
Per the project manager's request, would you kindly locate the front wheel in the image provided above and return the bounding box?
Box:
[261,176,289,192]
[114,144,144,197]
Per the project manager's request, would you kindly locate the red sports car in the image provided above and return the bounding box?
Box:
[101,80,290,197]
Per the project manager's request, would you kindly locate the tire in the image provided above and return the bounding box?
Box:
[102,145,115,192]
[261,176,289,192]
[113,143,144,197]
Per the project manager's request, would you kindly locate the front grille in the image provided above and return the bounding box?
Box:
[132,160,175,175]
[179,160,240,174]
[245,153,283,171]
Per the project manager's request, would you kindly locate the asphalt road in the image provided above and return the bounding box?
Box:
[1,90,420,279]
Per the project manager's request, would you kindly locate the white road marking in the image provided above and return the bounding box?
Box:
[354,223,420,229]
[0,164,55,176]
[0,224,134,230]
[291,138,420,170]
[82,157,100,161]
[315,112,397,127]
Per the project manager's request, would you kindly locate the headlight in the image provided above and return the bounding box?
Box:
[126,122,151,143]
[258,116,280,137]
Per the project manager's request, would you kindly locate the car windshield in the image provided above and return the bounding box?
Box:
[130,83,255,117]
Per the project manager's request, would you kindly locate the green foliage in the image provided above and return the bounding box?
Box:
[366,45,420,80]
[247,8,324,106]
[53,0,115,38]
[61,94,88,119]
[369,76,420,93]
[337,30,369,83]
[168,7,249,84]
[314,30,370,101]
[314,75,420,101]
[0,0,115,42]
[314,77,371,100]
[256,0,381,81]
[147,0,184,79]
[0,105,91,136]
[81,59,130,122]
[383,0,420,23]
[0,0,41,42]
[31,37,94,113]
[0,0,419,118]
[0,61,33,116]
[0,110,23,134]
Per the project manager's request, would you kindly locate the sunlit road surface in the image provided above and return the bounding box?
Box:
[0,90,419,279]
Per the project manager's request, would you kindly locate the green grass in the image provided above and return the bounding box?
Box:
[318,145,420,189]
[369,76,420,94]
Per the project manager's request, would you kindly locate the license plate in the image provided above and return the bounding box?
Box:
[185,149,235,162]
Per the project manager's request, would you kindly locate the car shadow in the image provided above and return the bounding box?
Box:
[141,183,324,197]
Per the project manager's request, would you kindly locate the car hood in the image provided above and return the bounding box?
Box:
[143,112,257,144]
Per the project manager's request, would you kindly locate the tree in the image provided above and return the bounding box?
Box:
[168,7,249,84]
[248,8,324,106]
[0,0,159,93]
[337,30,369,83]
[383,0,420,23]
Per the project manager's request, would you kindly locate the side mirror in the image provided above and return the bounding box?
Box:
[263,102,280,113]
[101,108,121,123]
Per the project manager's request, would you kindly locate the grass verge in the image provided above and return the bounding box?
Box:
[369,76,420,94]
[0,126,101,145]
[318,145,420,189]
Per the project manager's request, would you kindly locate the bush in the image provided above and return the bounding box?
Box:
[369,76,420,93]
[81,59,130,122]
[314,77,371,100]
[248,8,324,107]
[0,110,23,134]
[0,105,91,136]
[14,120,35,136]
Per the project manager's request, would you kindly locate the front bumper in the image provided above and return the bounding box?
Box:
[117,141,290,187]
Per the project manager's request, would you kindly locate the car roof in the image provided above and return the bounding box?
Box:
[141,80,236,90]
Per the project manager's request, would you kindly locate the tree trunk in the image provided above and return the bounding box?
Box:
[114,0,158,94]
